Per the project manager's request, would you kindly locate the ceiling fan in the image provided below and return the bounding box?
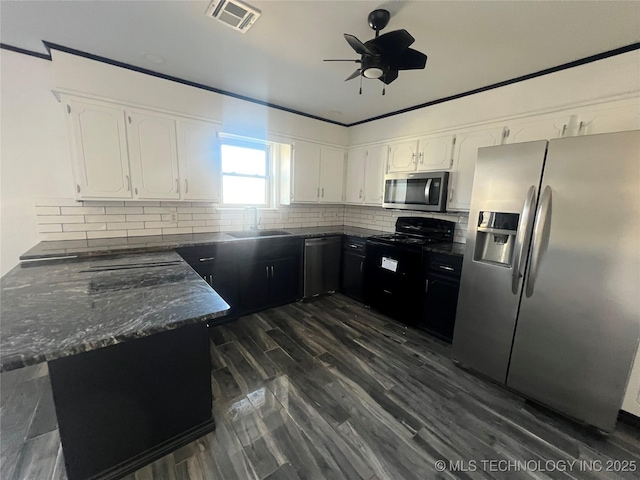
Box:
[324,9,427,94]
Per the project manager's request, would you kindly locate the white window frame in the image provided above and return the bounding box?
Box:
[219,137,273,207]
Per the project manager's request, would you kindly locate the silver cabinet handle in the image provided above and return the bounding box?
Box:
[359,189,363,198]
[185,179,189,193]
[561,124,567,137]
[76,184,81,193]
[349,244,359,249]
[199,257,216,262]
[266,266,269,278]
[578,121,585,135]
[425,279,429,293]
[317,187,320,198]
[526,186,552,297]
[512,186,537,294]
[360,261,363,273]
[412,152,416,164]
[448,187,454,203]
[419,152,424,165]
[322,187,325,198]
[125,175,130,191]
[424,178,433,204]
[134,187,138,195]
[438,265,454,271]
[270,265,274,277]
[176,179,179,193]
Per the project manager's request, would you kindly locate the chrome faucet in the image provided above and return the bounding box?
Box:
[245,206,259,231]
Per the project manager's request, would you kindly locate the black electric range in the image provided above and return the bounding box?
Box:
[365,217,458,334]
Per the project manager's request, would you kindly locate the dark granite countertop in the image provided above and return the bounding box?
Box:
[0,251,230,372]
[20,226,385,261]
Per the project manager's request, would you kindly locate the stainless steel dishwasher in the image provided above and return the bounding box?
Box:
[304,236,341,298]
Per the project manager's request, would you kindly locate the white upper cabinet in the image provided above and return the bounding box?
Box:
[506,114,572,144]
[319,147,345,204]
[127,110,180,199]
[575,101,640,136]
[291,141,321,203]
[66,99,132,199]
[417,133,456,171]
[448,126,504,211]
[387,140,419,173]
[176,119,221,202]
[345,148,366,204]
[363,145,387,205]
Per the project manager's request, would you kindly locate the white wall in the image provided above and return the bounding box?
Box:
[0,50,73,276]
[349,50,640,146]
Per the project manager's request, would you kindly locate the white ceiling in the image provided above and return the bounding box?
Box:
[2,1,639,125]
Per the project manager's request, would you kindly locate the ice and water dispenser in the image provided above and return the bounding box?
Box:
[473,212,519,267]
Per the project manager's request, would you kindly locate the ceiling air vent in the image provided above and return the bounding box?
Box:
[205,0,261,33]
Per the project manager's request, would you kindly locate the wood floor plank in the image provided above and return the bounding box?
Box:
[11,429,60,480]
[217,342,265,395]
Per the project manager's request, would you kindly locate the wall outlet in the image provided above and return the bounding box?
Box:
[170,212,178,222]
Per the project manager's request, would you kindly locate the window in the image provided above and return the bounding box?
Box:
[220,139,270,205]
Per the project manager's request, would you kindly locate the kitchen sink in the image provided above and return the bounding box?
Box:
[227,230,292,238]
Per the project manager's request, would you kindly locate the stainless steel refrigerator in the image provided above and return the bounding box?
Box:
[452,131,640,432]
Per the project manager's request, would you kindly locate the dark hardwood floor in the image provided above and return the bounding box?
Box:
[2,294,639,479]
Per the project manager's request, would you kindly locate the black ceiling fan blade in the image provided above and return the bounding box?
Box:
[393,48,428,70]
[380,69,398,85]
[344,33,375,55]
[323,59,361,62]
[368,29,414,55]
[345,69,362,81]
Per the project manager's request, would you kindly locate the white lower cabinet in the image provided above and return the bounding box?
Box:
[127,111,180,199]
[345,145,387,206]
[448,126,504,211]
[176,119,221,202]
[66,98,132,199]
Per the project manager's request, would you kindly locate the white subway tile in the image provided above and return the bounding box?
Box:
[178,220,206,227]
[42,232,87,241]
[177,207,206,214]
[84,215,126,223]
[38,215,84,224]
[192,213,217,220]
[145,221,177,229]
[160,201,188,207]
[177,213,192,221]
[87,230,127,239]
[63,223,107,232]
[108,222,144,230]
[60,206,105,215]
[35,206,61,215]
[125,214,162,222]
[144,207,176,214]
[127,229,162,237]
[37,224,62,233]
[106,207,144,215]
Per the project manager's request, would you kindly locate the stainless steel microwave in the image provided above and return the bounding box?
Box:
[383,171,449,212]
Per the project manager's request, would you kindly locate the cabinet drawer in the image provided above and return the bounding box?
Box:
[342,236,366,253]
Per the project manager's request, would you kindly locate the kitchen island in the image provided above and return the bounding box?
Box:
[0,251,230,480]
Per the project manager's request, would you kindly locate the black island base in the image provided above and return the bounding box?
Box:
[48,322,214,480]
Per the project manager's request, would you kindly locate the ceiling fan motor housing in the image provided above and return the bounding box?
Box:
[361,54,387,79]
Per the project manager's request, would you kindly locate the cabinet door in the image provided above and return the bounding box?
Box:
[127,111,180,199]
[577,102,640,136]
[387,140,418,173]
[320,147,345,203]
[363,145,387,205]
[448,127,503,211]
[237,260,271,314]
[345,149,366,204]
[67,100,131,199]
[507,115,571,144]
[198,259,239,316]
[269,256,300,306]
[417,133,455,171]
[176,119,221,201]
[292,141,321,202]
[340,251,365,302]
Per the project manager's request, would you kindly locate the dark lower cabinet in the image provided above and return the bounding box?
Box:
[177,237,303,317]
[420,252,463,342]
[340,236,366,302]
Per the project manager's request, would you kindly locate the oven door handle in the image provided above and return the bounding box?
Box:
[424,178,433,204]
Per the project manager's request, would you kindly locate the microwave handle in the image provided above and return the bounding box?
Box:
[424,178,433,204]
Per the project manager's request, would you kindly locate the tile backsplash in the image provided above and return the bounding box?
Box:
[33,199,468,243]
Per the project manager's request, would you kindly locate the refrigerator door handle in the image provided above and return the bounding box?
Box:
[525,186,552,297]
[424,179,433,204]
[511,186,537,294]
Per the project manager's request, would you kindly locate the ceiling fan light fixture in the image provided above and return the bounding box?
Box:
[363,67,384,79]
